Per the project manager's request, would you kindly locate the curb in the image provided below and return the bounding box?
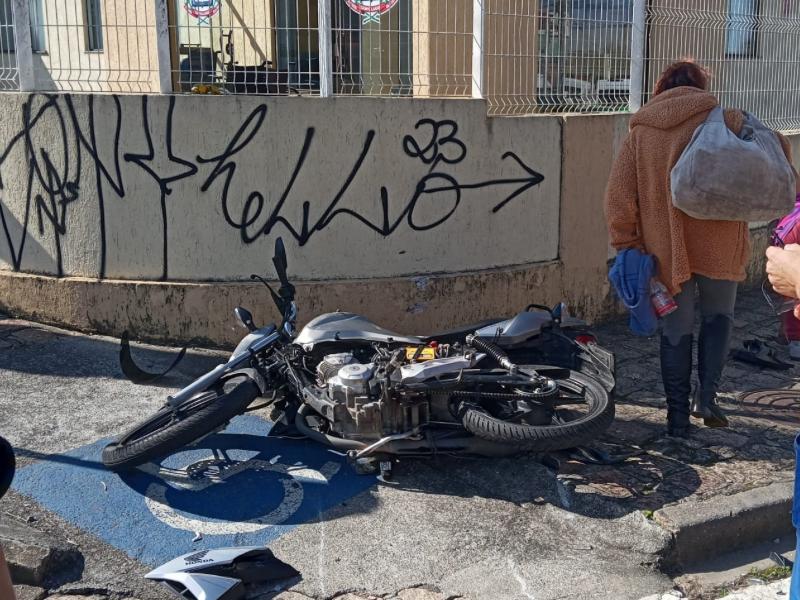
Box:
[654,481,794,570]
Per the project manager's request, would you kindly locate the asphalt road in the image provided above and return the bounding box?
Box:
[0,315,674,600]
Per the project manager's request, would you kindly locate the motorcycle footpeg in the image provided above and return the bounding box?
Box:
[379,460,393,481]
[346,451,381,475]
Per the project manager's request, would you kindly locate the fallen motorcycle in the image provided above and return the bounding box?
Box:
[102,239,616,474]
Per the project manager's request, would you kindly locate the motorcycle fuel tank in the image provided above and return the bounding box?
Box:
[294,312,421,349]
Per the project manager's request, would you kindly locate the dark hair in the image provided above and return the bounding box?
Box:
[654,60,710,96]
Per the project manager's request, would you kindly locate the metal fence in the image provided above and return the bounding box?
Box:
[2,1,800,130]
[9,0,160,93]
[643,1,800,132]
[0,0,18,90]
[486,0,634,116]
[172,0,320,94]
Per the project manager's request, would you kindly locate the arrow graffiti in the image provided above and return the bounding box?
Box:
[204,114,546,247]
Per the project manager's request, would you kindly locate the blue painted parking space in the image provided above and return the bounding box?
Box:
[12,415,375,566]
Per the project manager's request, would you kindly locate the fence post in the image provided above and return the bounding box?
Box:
[154,0,173,94]
[472,0,484,99]
[629,0,647,112]
[11,0,34,92]
[317,0,333,97]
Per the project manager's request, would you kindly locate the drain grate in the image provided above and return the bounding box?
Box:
[734,389,800,424]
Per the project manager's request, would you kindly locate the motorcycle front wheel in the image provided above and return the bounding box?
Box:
[461,369,613,452]
[101,374,261,472]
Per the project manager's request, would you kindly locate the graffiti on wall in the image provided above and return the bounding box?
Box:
[200,113,544,248]
[0,94,546,281]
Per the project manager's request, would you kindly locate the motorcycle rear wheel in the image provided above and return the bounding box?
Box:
[461,369,613,452]
[101,374,261,472]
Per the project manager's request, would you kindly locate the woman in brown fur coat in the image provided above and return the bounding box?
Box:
[605,61,792,437]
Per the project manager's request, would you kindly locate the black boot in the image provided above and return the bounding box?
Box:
[692,315,732,428]
[660,334,693,438]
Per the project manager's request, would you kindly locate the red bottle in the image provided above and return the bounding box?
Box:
[651,279,677,318]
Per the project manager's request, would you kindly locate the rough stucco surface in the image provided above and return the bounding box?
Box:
[0,93,560,281]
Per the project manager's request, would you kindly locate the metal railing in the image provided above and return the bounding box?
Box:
[0,1,800,130]
[641,1,800,132]
[7,0,159,93]
[331,0,472,97]
[486,0,633,116]
[0,0,18,90]
[171,0,320,95]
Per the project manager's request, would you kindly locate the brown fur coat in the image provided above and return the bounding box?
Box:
[604,86,793,294]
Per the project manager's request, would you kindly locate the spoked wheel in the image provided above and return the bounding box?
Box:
[102,374,261,472]
[460,369,614,452]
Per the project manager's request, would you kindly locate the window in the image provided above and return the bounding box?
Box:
[0,0,14,53]
[84,0,103,51]
[726,0,759,57]
[29,0,45,53]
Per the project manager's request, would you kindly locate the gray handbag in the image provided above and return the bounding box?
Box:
[670,106,795,222]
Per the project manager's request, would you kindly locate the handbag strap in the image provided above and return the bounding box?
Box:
[706,105,725,123]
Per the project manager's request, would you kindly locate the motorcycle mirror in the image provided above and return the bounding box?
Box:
[234,306,257,332]
[272,237,288,283]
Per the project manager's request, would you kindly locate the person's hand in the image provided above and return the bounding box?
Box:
[766,244,800,301]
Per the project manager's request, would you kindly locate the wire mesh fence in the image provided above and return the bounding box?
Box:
[0,0,799,130]
[0,0,161,93]
[483,0,538,115]
[332,0,471,97]
[486,0,633,116]
[643,1,800,132]
[19,0,161,92]
[172,0,320,94]
[0,0,18,90]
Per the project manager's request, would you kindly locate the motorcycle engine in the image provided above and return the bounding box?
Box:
[312,353,428,439]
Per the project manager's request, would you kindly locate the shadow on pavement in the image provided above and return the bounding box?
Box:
[0,319,222,384]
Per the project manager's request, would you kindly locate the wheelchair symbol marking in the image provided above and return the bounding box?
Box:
[143,458,341,535]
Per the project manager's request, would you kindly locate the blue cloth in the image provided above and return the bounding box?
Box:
[609,249,657,337]
[792,433,800,599]
[792,530,800,600]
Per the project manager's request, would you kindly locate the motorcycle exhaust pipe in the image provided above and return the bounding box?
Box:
[379,436,523,457]
[295,406,527,458]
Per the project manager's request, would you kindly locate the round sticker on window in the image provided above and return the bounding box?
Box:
[344,0,399,23]
[184,0,221,22]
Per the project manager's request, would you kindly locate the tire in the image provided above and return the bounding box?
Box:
[461,369,614,452]
[102,375,261,472]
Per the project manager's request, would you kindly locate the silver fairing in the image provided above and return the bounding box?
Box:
[231,324,278,358]
[294,312,421,349]
[475,311,586,347]
[146,547,259,600]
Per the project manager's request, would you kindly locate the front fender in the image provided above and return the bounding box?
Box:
[220,368,268,396]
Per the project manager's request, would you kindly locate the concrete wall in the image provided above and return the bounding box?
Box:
[0,94,561,281]
[0,92,568,345]
[0,93,793,347]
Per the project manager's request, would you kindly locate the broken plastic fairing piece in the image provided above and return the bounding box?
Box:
[146,546,299,600]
